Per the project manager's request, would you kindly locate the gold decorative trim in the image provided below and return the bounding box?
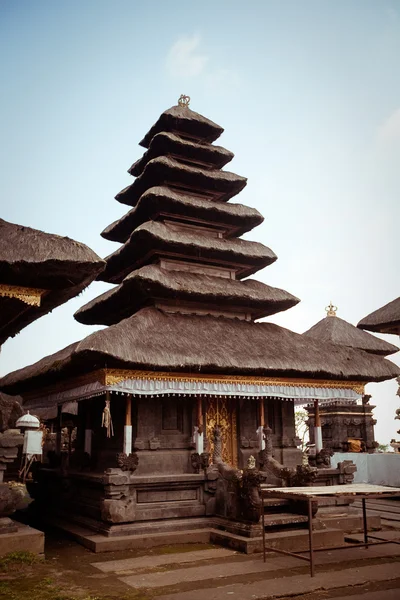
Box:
[104,368,365,395]
[0,284,47,307]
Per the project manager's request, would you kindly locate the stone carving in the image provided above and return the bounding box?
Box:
[213,425,223,463]
[191,452,201,473]
[240,461,263,522]
[149,437,161,450]
[247,455,256,469]
[258,426,317,487]
[116,452,139,472]
[308,447,334,468]
[337,460,357,484]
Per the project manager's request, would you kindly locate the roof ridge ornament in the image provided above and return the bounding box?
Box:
[178,94,190,108]
[326,301,337,317]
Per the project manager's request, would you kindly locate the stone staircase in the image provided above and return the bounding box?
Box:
[210,495,382,554]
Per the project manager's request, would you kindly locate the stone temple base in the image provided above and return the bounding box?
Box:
[0,519,44,557]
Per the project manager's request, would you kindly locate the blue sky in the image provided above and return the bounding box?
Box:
[0,0,399,444]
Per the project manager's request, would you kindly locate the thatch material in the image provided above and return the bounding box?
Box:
[139,105,224,148]
[75,264,300,325]
[115,156,247,206]
[2,308,399,395]
[99,221,277,284]
[303,315,399,356]
[101,186,263,243]
[130,132,233,176]
[0,218,104,288]
[0,218,105,345]
[358,297,400,335]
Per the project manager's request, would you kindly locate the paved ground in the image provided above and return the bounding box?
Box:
[1,497,399,599]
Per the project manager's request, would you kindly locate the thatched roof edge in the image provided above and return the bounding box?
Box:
[357,297,400,334]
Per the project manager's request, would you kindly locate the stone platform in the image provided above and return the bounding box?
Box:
[0,520,44,557]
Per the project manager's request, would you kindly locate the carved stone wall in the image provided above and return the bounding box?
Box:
[307,399,377,453]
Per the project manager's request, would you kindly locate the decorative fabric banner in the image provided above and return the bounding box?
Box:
[23,377,361,410]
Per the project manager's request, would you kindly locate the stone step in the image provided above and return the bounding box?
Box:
[353,500,400,514]
[210,526,344,554]
[262,512,308,529]
[92,547,236,574]
[262,498,290,509]
[352,507,400,522]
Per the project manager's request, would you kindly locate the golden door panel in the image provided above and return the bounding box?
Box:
[206,397,237,467]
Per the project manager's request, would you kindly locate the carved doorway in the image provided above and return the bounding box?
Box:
[206,397,238,467]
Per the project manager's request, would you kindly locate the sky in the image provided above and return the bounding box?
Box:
[0,0,399,445]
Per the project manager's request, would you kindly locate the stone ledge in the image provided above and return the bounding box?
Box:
[0,523,44,557]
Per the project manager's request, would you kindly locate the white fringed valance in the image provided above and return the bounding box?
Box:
[23,377,361,411]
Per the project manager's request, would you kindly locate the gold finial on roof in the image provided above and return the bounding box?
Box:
[178,94,190,107]
[325,301,337,317]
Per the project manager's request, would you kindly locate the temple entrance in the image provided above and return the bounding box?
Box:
[206,397,238,467]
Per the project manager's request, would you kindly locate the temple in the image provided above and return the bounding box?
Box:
[0,98,399,549]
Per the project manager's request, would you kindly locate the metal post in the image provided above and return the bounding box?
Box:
[308,497,315,577]
[262,493,266,563]
[362,497,369,548]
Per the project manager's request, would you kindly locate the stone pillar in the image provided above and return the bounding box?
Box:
[314,399,323,452]
[123,394,132,455]
[194,397,204,454]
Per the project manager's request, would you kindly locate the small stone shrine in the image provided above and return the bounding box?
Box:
[304,303,398,453]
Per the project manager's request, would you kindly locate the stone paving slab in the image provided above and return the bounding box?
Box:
[119,556,297,589]
[119,544,400,590]
[92,548,236,573]
[329,590,400,600]
[345,530,400,542]
[157,563,400,600]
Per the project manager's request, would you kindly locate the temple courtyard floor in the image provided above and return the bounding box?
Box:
[1,499,400,600]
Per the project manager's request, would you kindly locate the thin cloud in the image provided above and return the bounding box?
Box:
[165,34,208,78]
[378,107,400,144]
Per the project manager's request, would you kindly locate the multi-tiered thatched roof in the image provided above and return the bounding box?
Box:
[1,99,399,399]
[0,218,104,345]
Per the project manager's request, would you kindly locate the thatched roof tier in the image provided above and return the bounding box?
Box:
[99,221,277,284]
[139,105,224,148]
[75,264,300,325]
[0,218,104,289]
[101,186,263,243]
[303,315,399,356]
[130,132,233,177]
[2,308,399,396]
[115,157,247,206]
[0,218,105,345]
[358,297,400,335]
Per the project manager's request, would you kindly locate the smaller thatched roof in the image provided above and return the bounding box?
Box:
[115,156,247,206]
[75,264,300,325]
[99,221,277,284]
[2,308,399,396]
[139,105,224,148]
[303,314,398,356]
[0,219,105,345]
[130,132,233,176]
[358,297,400,335]
[101,186,263,243]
